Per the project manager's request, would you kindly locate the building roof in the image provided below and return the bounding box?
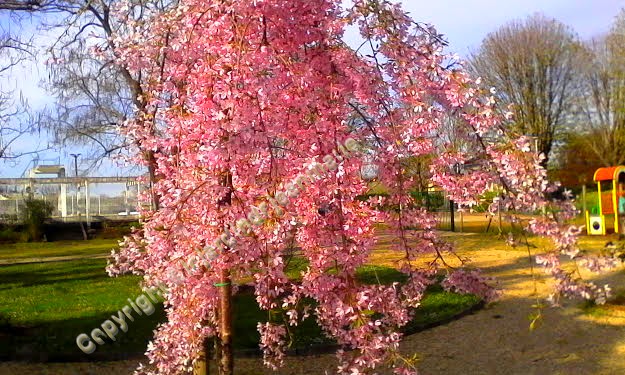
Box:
[593,166,625,182]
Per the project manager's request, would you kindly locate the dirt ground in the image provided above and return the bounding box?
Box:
[2,231,625,375]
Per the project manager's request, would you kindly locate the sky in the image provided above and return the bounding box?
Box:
[398,0,625,55]
[1,0,624,178]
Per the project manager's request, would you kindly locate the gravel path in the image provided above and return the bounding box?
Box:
[2,236,625,374]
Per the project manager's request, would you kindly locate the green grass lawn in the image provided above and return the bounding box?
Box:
[574,189,599,213]
[0,257,165,359]
[0,239,481,361]
[0,239,118,261]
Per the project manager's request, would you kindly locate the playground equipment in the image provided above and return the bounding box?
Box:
[586,165,625,235]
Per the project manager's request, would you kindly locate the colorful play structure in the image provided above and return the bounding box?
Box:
[586,165,625,235]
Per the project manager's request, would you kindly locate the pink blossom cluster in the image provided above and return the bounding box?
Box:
[258,322,287,370]
[104,0,619,374]
[442,269,500,303]
[536,254,612,305]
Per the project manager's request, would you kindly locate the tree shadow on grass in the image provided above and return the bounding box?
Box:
[0,307,167,362]
[0,259,112,290]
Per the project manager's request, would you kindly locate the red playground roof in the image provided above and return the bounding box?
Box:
[594,166,625,182]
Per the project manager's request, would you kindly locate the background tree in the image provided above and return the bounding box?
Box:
[0,1,170,207]
[551,132,603,188]
[573,11,625,167]
[0,0,130,162]
[38,0,176,162]
[0,14,44,163]
[0,1,58,11]
[469,13,584,167]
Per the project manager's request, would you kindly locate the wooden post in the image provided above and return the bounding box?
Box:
[85,181,91,227]
[498,198,502,235]
[582,185,587,216]
[214,336,222,374]
[188,170,234,375]
[459,210,464,233]
[449,199,455,232]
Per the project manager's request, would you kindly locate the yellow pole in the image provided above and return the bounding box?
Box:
[598,181,606,235]
[613,179,619,233]
[597,181,602,214]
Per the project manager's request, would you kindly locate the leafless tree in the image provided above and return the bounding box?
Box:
[469,13,584,167]
[1,0,176,205]
[574,11,625,167]
[32,1,157,162]
[0,17,46,163]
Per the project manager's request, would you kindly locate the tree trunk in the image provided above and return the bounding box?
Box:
[145,149,160,211]
[218,269,233,375]
[217,170,234,375]
[192,338,210,375]
[77,213,88,241]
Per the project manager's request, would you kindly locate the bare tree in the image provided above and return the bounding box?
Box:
[574,11,625,167]
[0,19,45,163]
[469,13,584,166]
[34,1,156,161]
[41,11,133,162]
[1,0,176,206]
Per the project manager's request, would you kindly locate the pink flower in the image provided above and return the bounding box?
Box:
[105,1,619,373]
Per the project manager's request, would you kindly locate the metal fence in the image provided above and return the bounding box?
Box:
[0,179,491,232]
[0,177,147,224]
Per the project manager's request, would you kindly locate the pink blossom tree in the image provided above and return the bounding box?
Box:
[107,1,616,374]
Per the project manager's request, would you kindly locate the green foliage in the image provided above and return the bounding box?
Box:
[410,190,445,211]
[0,227,24,243]
[99,220,140,239]
[472,190,500,213]
[19,198,54,241]
[574,189,599,214]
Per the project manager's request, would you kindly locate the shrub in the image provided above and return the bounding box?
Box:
[410,190,445,211]
[0,227,23,243]
[20,198,53,241]
[99,220,140,239]
[472,190,500,213]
